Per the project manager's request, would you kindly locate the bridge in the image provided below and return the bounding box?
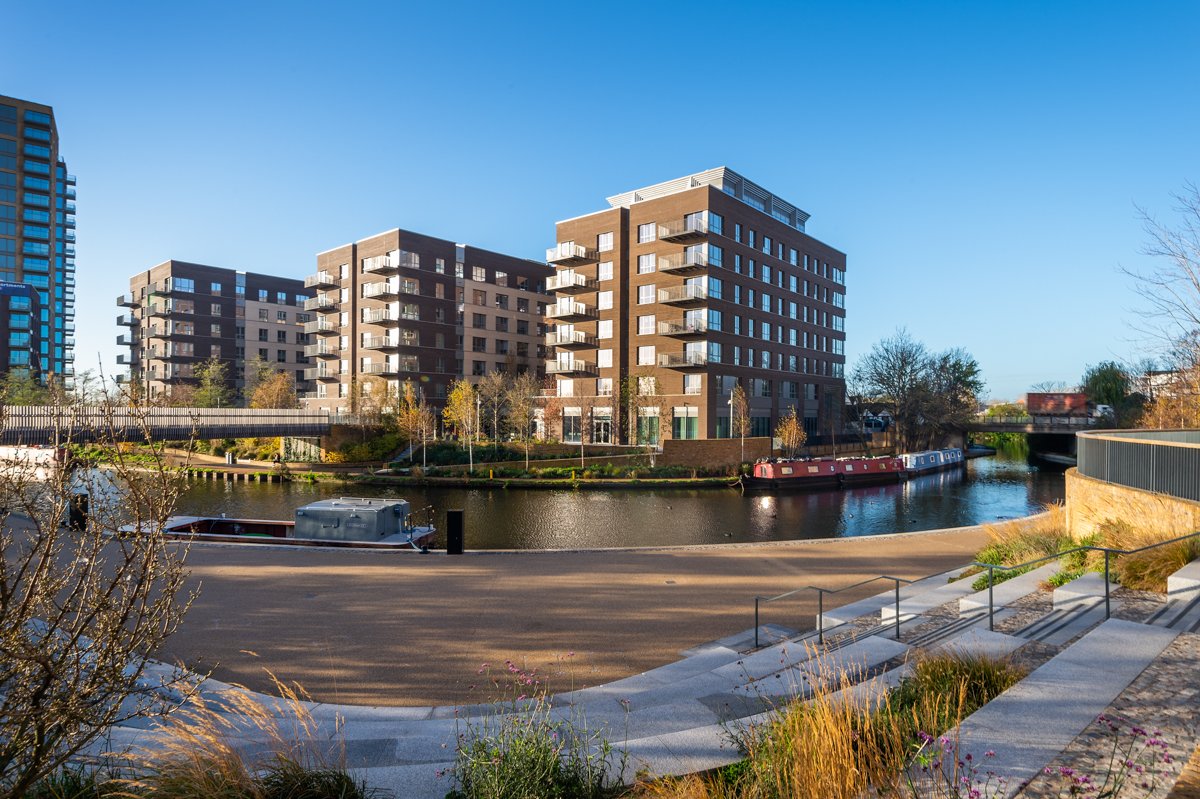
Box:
[963,416,1100,434]
[0,407,333,445]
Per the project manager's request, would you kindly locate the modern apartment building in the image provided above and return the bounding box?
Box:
[0,95,76,385]
[545,167,846,445]
[117,261,313,401]
[302,228,552,413]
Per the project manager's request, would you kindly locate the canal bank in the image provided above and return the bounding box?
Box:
[163,521,994,707]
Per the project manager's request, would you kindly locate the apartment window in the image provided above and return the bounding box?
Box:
[734,223,742,243]
[276,330,287,343]
[683,374,701,395]
[210,281,221,295]
[472,336,486,352]
[496,340,509,355]
[598,261,613,281]
[761,293,771,312]
[708,277,722,300]
[517,342,529,357]
[762,236,772,255]
[495,294,509,310]
[210,323,221,336]
[637,314,655,335]
[516,319,528,335]
[258,289,268,302]
[472,266,486,282]
[637,253,656,274]
[598,319,613,339]
[236,326,245,339]
[276,349,287,363]
[597,231,613,252]
[597,377,613,396]
[473,289,486,306]
[517,297,529,313]
[495,316,509,332]
[471,360,485,376]
[637,345,655,366]
[637,222,656,243]
[637,284,655,305]
[257,308,268,321]
[708,308,722,331]
[597,349,613,368]
[435,283,445,298]
[495,270,508,287]
[761,264,771,283]
[277,310,288,322]
[708,245,723,268]
[598,290,613,311]
[473,312,486,328]
[257,329,268,341]
[258,347,268,359]
[435,257,446,274]
[210,303,222,315]
[709,212,723,235]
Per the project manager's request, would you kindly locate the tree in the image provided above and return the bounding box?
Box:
[192,356,234,408]
[729,381,750,464]
[249,370,298,410]
[775,405,807,457]
[243,356,276,405]
[1124,183,1200,346]
[985,402,1027,418]
[0,370,49,406]
[506,372,540,471]
[852,329,984,451]
[443,379,479,472]
[0,392,195,796]
[476,371,510,445]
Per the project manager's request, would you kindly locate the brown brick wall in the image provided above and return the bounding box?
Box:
[660,436,773,467]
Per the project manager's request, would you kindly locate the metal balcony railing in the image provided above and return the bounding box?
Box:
[545,360,597,376]
[658,319,708,337]
[657,352,708,368]
[546,243,599,266]
[547,272,596,293]
[304,318,339,335]
[657,284,708,304]
[546,301,596,320]
[304,295,337,311]
[545,330,598,348]
[305,271,337,289]
[658,250,710,274]
[658,217,708,242]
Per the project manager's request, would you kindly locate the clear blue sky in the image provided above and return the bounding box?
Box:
[4,0,1198,399]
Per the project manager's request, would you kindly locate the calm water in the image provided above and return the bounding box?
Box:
[173,452,1064,550]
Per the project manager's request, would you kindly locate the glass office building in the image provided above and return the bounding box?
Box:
[0,94,76,386]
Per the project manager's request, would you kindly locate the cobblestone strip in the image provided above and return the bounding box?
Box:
[1015,632,1199,799]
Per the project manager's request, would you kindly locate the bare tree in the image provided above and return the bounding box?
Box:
[0,393,195,796]
[1029,380,1073,393]
[505,372,540,471]
[476,371,510,446]
[1124,183,1200,345]
[729,381,750,464]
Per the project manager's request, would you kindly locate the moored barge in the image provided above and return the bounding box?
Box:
[742,448,964,493]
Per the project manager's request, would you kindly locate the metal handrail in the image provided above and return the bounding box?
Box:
[752,529,1200,649]
[754,574,914,648]
[971,530,1200,631]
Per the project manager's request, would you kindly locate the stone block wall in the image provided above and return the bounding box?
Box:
[1065,467,1200,538]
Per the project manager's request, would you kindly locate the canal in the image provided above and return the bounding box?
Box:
[173,449,1064,550]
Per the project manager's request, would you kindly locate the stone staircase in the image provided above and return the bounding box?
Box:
[88,553,1200,799]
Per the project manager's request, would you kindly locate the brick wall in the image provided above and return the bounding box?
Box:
[659,437,773,468]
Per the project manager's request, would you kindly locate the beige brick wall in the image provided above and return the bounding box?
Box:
[1065,467,1200,538]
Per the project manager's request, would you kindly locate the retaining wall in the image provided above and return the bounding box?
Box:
[1065,467,1200,538]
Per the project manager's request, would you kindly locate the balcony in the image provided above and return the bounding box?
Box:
[361,362,400,376]
[116,313,137,326]
[546,301,596,322]
[657,351,709,369]
[64,201,76,213]
[304,295,338,312]
[305,270,337,289]
[657,284,708,307]
[116,334,137,346]
[658,250,710,276]
[545,359,597,376]
[546,243,599,266]
[361,281,403,300]
[361,308,402,326]
[116,353,132,365]
[363,250,420,275]
[658,319,708,338]
[117,293,139,309]
[115,374,129,384]
[303,343,341,358]
[304,318,339,336]
[658,217,709,243]
[545,330,597,350]
[304,366,341,381]
[361,335,402,351]
[546,272,596,295]
[146,304,171,317]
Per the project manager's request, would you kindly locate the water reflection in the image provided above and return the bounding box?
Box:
[174,452,1064,550]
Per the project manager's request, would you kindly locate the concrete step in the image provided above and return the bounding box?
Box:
[1016,598,1119,646]
[950,618,1178,794]
[881,573,983,621]
[818,567,967,627]
[1052,571,1114,608]
[730,634,909,701]
[958,563,1059,613]
[907,608,1017,648]
[1146,556,1200,632]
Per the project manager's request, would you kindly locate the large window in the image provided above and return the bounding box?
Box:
[598,319,613,339]
[598,261,613,281]
[172,277,195,293]
[637,314,655,335]
[672,406,699,440]
[637,345,655,366]
[637,254,656,274]
[637,222,656,243]
[638,284,655,305]
[597,290,613,310]
[597,232,613,252]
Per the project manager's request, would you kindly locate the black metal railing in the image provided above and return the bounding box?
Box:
[1077,429,1200,502]
[970,530,1200,631]
[754,574,913,648]
[752,530,1200,649]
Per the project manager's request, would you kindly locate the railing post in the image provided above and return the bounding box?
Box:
[1104,550,1111,620]
[754,597,760,649]
[988,566,995,632]
[817,590,825,645]
[894,579,901,640]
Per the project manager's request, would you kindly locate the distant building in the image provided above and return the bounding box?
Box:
[0,95,76,385]
[544,167,847,444]
[301,228,553,413]
[117,261,313,402]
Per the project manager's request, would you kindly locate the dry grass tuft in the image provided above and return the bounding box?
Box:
[1103,519,1200,592]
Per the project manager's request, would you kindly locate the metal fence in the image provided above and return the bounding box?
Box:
[0,406,333,444]
[1076,429,1200,502]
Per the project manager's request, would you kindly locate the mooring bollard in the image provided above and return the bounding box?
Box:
[446,509,464,555]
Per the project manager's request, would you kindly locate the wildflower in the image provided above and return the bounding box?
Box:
[985,750,996,758]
